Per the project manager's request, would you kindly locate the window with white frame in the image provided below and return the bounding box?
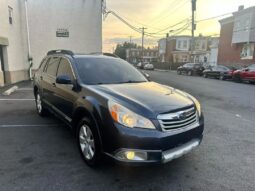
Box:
[8,6,13,25]
[177,40,182,49]
[183,40,188,49]
[240,43,254,60]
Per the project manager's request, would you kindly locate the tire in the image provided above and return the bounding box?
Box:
[233,74,242,83]
[187,71,193,76]
[35,91,48,117]
[77,117,101,167]
[203,73,207,78]
[177,70,181,75]
[219,74,225,80]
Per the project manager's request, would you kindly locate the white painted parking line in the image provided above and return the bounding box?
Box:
[16,88,33,91]
[0,124,64,128]
[0,99,35,101]
[2,86,19,95]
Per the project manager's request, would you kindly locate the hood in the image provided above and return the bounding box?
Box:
[88,82,194,115]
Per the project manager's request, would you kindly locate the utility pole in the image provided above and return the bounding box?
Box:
[140,27,147,63]
[191,0,197,63]
[165,33,169,64]
[129,36,133,44]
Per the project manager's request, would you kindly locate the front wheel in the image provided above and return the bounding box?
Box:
[233,74,242,83]
[203,73,207,78]
[187,71,193,76]
[219,74,225,80]
[177,70,181,75]
[77,117,101,167]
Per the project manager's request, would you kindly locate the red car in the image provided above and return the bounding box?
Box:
[233,64,255,83]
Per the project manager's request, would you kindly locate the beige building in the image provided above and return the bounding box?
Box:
[0,0,103,86]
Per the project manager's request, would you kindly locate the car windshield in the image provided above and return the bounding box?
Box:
[75,57,148,85]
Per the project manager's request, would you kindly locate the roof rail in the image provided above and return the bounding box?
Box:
[103,53,119,58]
[47,50,74,56]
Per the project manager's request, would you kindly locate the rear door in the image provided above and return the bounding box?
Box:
[207,66,216,77]
[54,57,77,120]
[41,56,61,107]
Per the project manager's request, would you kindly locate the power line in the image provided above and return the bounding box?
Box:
[197,12,233,23]
[146,0,188,26]
[146,18,191,35]
[149,0,190,28]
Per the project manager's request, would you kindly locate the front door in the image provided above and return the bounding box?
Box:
[54,57,77,120]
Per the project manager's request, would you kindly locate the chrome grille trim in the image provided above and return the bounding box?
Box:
[157,106,199,131]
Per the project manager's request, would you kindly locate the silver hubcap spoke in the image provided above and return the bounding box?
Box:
[79,125,95,160]
[36,94,42,113]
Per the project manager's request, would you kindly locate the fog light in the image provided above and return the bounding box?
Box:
[115,150,148,161]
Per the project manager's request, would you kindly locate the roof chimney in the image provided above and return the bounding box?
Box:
[238,5,244,11]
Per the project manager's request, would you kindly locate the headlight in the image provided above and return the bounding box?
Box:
[189,95,201,117]
[175,89,202,117]
[108,100,155,129]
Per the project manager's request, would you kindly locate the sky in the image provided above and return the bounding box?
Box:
[102,0,255,52]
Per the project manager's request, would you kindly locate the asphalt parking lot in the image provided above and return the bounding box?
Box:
[0,71,254,191]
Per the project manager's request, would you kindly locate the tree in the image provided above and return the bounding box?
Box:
[114,42,138,60]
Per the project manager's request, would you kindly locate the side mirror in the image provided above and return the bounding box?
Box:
[244,68,249,72]
[56,75,72,85]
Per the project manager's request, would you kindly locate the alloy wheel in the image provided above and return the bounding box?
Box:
[36,93,42,113]
[219,74,224,80]
[79,125,95,160]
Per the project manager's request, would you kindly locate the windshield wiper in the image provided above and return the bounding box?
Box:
[116,80,147,84]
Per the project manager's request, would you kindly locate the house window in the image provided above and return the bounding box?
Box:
[241,43,254,60]
[8,6,13,24]
[177,40,181,49]
[183,40,187,49]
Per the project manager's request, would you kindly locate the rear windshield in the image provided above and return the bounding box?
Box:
[75,57,147,85]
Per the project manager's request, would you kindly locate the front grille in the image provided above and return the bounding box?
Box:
[157,106,198,131]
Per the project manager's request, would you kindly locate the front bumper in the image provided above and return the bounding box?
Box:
[103,116,204,165]
[107,136,202,165]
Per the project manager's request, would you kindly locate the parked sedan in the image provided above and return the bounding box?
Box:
[177,63,204,76]
[203,65,234,80]
[144,63,154,70]
[233,64,255,83]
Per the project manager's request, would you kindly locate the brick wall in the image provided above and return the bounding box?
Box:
[218,22,255,67]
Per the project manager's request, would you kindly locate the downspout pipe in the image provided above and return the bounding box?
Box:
[24,0,33,80]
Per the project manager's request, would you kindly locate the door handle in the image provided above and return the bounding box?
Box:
[52,83,56,87]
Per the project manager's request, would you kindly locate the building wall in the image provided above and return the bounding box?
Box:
[232,7,255,43]
[28,0,102,69]
[218,21,255,67]
[0,0,102,85]
[0,0,29,84]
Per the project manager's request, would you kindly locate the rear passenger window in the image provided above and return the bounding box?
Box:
[57,58,74,79]
[46,57,60,76]
[38,57,49,71]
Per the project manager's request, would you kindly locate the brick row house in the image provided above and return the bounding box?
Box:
[158,35,219,69]
[126,48,158,64]
[218,6,255,68]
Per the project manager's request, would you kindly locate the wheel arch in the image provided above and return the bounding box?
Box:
[72,103,104,151]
